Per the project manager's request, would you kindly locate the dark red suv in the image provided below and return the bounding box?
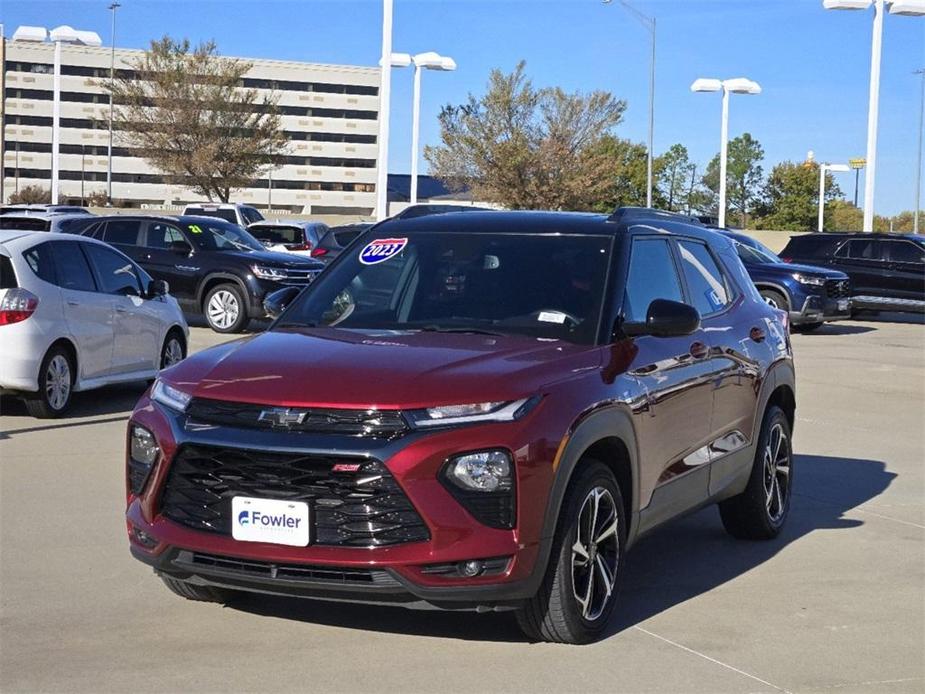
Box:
[126,208,795,643]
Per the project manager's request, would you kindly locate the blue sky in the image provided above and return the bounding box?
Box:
[3,0,923,215]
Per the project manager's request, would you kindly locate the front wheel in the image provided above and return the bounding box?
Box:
[515,461,626,644]
[759,288,789,312]
[204,283,249,333]
[160,330,186,369]
[718,405,793,540]
[24,345,74,419]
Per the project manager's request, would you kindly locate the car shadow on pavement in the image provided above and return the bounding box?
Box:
[805,323,878,336]
[0,381,146,426]
[228,454,894,643]
[607,453,896,638]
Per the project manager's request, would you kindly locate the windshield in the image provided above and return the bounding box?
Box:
[275,232,613,344]
[187,208,238,224]
[183,219,264,252]
[736,240,782,264]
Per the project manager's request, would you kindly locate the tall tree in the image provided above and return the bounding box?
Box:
[657,144,695,212]
[425,61,627,210]
[588,135,664,212]
[106,37,287,202]
[753,160,842,231]
[697,133,765,225]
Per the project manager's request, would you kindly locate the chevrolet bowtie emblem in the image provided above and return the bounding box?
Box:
[257,407,309,428]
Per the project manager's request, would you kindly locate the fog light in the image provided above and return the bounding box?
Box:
[459,560,484,577]
[131,526,158,549]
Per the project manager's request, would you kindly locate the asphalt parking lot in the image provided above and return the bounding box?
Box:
[1,316,923,694]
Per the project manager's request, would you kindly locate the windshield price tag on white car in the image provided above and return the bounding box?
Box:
[232,497,310,547]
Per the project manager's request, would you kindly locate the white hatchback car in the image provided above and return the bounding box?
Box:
[0,230,188,418]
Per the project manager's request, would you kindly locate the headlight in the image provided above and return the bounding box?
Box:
[446,450,512,492]
[129,424,159,494]
[440,449,516,529]
[406,397,538,429]
[150,379,192,412]
[792,273,826,287]
[252,265,287,280]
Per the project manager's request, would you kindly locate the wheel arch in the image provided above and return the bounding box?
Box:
[754,282,792,309]
[197,273,248,312]
[46,336,79,384]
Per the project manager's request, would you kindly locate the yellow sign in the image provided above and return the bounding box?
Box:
[849,158,866,169]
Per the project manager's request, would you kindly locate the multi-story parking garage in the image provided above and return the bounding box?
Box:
[1,38,381,216]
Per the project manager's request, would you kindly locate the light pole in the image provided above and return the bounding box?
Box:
[818,163,851,231]
[690,77,761,229]
[823,0,925,232]
[915,68,924,233]
[12,25,102,204]
[107,2,120,207]
[409,52,456,205]
[603,0,656,208]
[374,0,395,222]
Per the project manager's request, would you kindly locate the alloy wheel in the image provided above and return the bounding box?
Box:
[207,290,240,330]
[763,422,791,523]
[571,486,620,622]
[763,295,779,309]
[163,337,184,368]
[45,355,71,411]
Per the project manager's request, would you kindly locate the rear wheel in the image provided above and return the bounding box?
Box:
[515,461,626,644]
[24,345,74,419]
[204,283,249,333]
[159,575,231,603]
[719,405,793,540]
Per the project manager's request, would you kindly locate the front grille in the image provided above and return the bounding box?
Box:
[174,550,402,587]
[160,444,430,547]
[826,279,851,299]
[277,268,320,285]
[185,398,409,438]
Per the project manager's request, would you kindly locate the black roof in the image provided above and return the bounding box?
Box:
[372,207,720,244]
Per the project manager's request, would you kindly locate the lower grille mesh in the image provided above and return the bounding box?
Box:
[160,444,429,547]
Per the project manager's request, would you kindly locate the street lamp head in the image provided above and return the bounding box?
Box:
[413,52,457,71]
[888,0,925,16]
[691,78,722,93]
[725,77,762,94]
[822,0,873,9]
[12,25,48,42]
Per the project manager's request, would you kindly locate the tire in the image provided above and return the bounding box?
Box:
[793,321,823,333]
[24,345,74,419]
[160,575,230,603]
[204,283,250,333]
[718,405,793,540]
[759,288,789,312]
[515,460,626,644]
[160,329,186,369]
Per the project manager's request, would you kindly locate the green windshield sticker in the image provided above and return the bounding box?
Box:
[189,224,202,234]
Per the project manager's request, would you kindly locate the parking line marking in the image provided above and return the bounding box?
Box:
[632,626,793,693]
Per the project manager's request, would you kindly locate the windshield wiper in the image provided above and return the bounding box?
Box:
[419,325,506,337]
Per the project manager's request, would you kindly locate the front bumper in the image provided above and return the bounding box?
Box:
[790,294,851,325]
[125,395,558,609]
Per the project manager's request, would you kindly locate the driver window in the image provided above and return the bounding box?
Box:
[145,222,186,249]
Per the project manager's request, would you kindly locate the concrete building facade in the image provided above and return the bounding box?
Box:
[1,38,381,216]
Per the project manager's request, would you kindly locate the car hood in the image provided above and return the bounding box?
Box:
[745,261,848,280]
[217,248,324,269]
[163,329,601,409]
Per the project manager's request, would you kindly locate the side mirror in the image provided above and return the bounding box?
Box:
[622,299,701,338]
[168,240,192,256]
[147,279,169,298]
[263,286,301,320]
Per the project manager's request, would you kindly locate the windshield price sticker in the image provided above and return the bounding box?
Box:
[360,238,408,265]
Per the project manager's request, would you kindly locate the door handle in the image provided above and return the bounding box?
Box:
[690,341,708,359]
[749,327,766,343]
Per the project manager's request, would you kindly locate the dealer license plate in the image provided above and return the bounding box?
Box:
[231,496,310,547]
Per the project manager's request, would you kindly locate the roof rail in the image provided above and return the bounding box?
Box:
[606,206,704,226]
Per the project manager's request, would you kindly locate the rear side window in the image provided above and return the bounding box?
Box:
[1,255,18,288]
[22,242,56,284]
[677,240,731,315]
[623,238,684,322]
[50,241,96,292]
[837,239,880,260]
[886,240,924,263]
[103,220,142,246]
[83,243,143,296]
[145,222,186,249]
